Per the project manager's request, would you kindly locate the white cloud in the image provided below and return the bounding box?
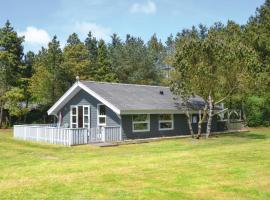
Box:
[74,22,112,41]
[130,1,157,14]
[18,27,51,45]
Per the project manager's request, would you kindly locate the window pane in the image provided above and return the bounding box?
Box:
[192,115,198,123]
[99,117,106,124]
[72,116,76,123]
[84,116,89,123]
[72,124,76,128]
[72,107,76,115]
[133,123,148,130]
[133,114,148,121]
[84,107,88,115]
[99,105,106,115]
[160,122,172,129]
[159,114,172,120]
[84,124,88,128]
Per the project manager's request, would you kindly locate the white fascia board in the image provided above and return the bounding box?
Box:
[120,109,200,115]
[78,82,121,115]
[47,82,80,115]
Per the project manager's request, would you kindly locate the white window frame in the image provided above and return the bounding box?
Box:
[159,114,174,131]
[97,104,106,126]
[132,114,150,132]
[192,115,198,124]
[70,105,78,128]
[83,105,90,128]
[70,105,90,128]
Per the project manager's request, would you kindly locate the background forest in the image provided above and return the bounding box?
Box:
[0,0,270,128]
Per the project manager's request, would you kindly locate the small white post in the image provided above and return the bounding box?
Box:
[24,126,26,140]
[101,127,105,142]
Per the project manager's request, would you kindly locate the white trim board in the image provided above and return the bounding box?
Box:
[47,81,121,116]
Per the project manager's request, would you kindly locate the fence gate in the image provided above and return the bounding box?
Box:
[88,127,103,143]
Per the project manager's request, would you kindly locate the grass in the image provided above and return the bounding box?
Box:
[0,128,270,200]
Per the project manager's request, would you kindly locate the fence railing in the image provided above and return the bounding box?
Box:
[104,126,122,142]
[227,120,243,131]
[13,125,122,146]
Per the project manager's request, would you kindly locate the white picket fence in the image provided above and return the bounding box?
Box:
[13,125,122,146]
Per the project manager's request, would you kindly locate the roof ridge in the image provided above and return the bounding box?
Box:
[80,80,170,89]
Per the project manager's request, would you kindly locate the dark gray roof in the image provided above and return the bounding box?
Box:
[81,81,206,112]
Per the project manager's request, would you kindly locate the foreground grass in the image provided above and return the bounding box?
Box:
[0,129,270,199]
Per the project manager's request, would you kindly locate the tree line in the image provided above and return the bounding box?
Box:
[0,0,270,128]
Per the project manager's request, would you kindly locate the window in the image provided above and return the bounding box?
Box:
[132,114,150,132]
[71,106,77,128]
[70,105,90,128]
[192,115,198,123]
[159,114,174,130]
[97,104,106,126]
[83,105,90,128]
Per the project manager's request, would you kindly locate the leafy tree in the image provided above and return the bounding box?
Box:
[30,36,65,106]
[169,22,258,138]
[3,87,28,121]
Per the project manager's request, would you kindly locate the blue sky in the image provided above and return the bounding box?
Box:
[0,0,265,52]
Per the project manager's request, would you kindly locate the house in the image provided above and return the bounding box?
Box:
[47,80,226,140]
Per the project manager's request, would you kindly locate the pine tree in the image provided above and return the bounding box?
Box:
[30,36,65,106]
[85,31,98,62]
[96,39,118,82]
[0,20,24,127]
[62,33,92,84]
[67,33,81,46]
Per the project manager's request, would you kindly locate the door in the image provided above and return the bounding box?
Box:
[78,106,83,128]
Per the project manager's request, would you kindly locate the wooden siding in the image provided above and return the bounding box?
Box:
[121,114,224,140]
[60,90,120,128]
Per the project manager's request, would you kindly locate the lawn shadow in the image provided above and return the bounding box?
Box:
[223,131,267,140]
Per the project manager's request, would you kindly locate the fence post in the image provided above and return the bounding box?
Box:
[24,126,26,140]
[101,127,105,142]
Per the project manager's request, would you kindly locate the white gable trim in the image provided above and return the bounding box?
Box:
[78,82,120,114]
[47,81,121,116]
[47,82,80,115]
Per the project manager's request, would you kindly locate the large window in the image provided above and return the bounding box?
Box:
[159,114,174,130]
[97,104,106,126]
[70,105,90,128]
[132,114,150,132]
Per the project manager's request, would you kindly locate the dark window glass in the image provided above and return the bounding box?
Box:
[133,123,148,130]
[160,122,172,129]
[133,114,148,121]
[99,105,106,115]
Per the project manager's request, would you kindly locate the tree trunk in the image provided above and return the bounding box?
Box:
[197,105,207,139]
[185,111,194,138]
[206,94,213,138]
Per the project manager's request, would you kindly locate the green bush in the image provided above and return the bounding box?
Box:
[246,95,270,127]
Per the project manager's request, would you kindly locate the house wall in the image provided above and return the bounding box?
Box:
[60,90,120,128]
[58,88,225,139]
[121,114,221,140]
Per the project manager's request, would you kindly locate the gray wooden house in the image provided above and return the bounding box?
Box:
[47,80,225,140]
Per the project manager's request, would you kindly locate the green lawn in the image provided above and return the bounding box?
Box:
[1,129,270,200]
